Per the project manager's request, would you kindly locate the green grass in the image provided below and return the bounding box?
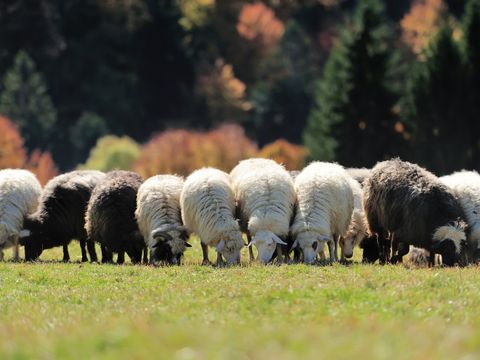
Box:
[1,240,480,359]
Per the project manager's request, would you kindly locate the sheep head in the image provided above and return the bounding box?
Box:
[216,231,244,265]
[294,231,330,264]
[150,224,190,265]
[432,220,468,266]
[248,230,286,264]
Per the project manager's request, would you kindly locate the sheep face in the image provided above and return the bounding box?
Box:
[216,232,244,265]
[249,230,287,264]
[295,231,328,264]
[432,223,468,266]
[150,226,190,265]
[124,231,146,264]
[20,218,44,261]
[341,229,366,259]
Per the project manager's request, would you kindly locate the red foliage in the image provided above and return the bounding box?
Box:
[258,139,307,170]
[134,124,258,177]
[25,150,59,186]
[0,116,26,168]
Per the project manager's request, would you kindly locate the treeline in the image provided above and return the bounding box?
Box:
[0,0,478,174]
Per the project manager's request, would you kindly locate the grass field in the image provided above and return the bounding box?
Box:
[1,239,480,359]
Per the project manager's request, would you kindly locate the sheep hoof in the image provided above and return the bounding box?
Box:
[201,259,211,266]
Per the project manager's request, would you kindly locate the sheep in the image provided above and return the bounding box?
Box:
[291,162,354,264]
[85,170,145,264]
[180,168,244,266]
[230,159,296,263]
[363,158,469,266]
[346,168,371,187]
[440,170,480,262]
[135,175,190,265]
[339,178,369,260]
[20,170,105,262]
[0,169,41,261]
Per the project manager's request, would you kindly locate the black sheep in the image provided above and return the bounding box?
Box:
[85,170,145,264]
[363,159,469,266]
[20,170,105,262]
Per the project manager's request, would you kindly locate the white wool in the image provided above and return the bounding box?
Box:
[433,224,466,254]
[441,170,480,250]
[291,162,354,260]
[135,175,185,254]
[180,168,243,256]
[342,178,369,255]
[230,158,296,237]
[0,169,42,251]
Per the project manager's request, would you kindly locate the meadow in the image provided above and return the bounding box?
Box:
[1,239,480,360]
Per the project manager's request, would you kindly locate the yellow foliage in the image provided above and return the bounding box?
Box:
[258,139,307,170]
[178,0,215,30]
[401,0,446,56]
[80,135,141,172]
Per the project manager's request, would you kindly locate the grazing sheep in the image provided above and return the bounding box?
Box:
[135,175,190,265]
[230,159,296,263]
[407,246,430,267]
[181,168,244,266]
[291,162,354,264]
[339,178,369,260]
[346,168,371,187]
[85,171,145,264]
[0,169,41,261]
[363,159,468,266]
[21,170,105,262]
[441,170,480,262]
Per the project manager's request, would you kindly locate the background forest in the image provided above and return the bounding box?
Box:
[0,0,479,181]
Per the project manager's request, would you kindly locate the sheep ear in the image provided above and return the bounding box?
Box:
[19,229,31,238]
[175,225,187,232]
[272,234,287,245]
[247,238,257,247]
[216,240,225,252]
[291,239,298,248]
[151,227,172,241]
[318,235,331,242]
[185,242,192,248]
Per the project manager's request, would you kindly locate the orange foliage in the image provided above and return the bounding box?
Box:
[258,139,307,170]
[0,116,26,168]
[25,150,59,186]
[237,2,284,51]
[134,124,258,177]
[401,0,446,56]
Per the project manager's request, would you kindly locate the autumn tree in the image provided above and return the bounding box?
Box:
[305,0,403,167]
[0,51,57,151]
[258,139,307,170]
[25,150,59,185]
[401,0,448,57]
[0,116,26,168]
[80,135,141,172]
[134,124,257,177]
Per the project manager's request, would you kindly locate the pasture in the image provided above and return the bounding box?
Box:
[1,240,480,360]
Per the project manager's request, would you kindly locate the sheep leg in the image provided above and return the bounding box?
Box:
[276,245,284,264]
[12,242,20,262]
[429,251,436,267]
[62,245,70,262]
[334,236,339,262]
[293,248,301,263]
[142,246,148,265]
[247,232,254,262]
[328,241,335,263]
[101,245,113,264]
[216,251,224,267]
[117,251,125,264]
[86,241,98,262]
[201,242,210,265]
[80,239,88,262]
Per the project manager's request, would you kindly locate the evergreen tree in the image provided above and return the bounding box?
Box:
[402,25,468,175]
[0,51,57,151]
[305,0,401,167]
[251,21,317,145]
[461,0,480,168]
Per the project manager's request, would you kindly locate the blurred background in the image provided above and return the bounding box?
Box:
[0,0,478,184]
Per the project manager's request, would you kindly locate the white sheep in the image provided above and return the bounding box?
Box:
[136,175,189,265]
[441,170,480,261]
[0,169,42,261]
[291,162,354,263]
[180,168,244,265]
[339,178,369,260]
[230,158,296,263]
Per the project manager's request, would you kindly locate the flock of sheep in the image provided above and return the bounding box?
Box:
[0,157,478,267]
